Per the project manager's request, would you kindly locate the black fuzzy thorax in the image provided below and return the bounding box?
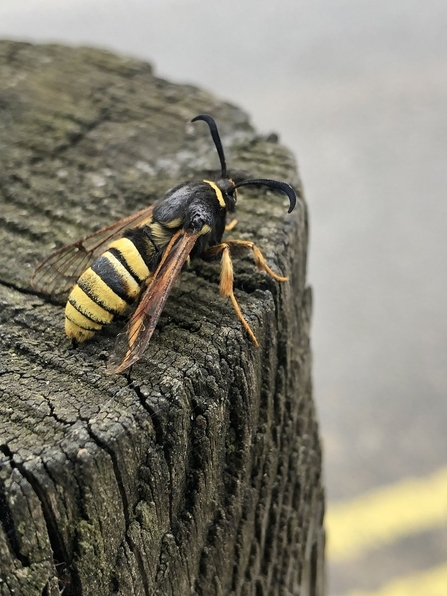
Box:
[153,180,228,256]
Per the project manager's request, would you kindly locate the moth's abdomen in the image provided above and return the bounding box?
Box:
[65,237,152,341]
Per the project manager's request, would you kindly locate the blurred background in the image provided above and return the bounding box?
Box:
[1,1,446,594]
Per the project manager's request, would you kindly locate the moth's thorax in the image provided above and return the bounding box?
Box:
[153,179,233,232]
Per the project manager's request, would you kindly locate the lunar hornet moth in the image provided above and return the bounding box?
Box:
[32,115,298,374]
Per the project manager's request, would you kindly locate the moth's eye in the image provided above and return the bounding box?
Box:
[225,188,236,202]
[227,188,237,205]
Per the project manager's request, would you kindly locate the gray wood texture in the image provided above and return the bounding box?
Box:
[0,41,324,595]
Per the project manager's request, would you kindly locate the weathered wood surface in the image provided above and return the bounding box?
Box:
[0,41,324,595]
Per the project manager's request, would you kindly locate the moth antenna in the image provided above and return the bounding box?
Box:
[192,114,227,178]
[235,179,298,213]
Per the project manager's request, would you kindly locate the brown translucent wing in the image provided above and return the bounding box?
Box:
[106,229,200,374]
[31,205,154,299]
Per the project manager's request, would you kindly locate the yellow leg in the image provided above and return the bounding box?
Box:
[225,218,238,232]
[219,244,259,347]
[207,239,288,282]
[205,240,288,346]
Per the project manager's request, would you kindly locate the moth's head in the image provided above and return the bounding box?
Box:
[191,114,298,215]
[216,178,237,212]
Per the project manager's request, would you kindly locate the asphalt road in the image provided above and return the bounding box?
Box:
[1,1,446,593]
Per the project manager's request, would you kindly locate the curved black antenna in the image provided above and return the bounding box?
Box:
[191,114,227,178]
[235,179,297,213]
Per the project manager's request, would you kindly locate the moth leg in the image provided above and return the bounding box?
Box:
[207,243,259,347]
[225,218,238,232]
[207,239,288,282]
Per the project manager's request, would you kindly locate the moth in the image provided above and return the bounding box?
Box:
[32,115,297,374]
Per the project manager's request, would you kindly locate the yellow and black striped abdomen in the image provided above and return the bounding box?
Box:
[65,236,153,342]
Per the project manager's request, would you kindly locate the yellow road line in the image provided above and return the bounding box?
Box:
[327,467,447,561]
[343,563,447,596]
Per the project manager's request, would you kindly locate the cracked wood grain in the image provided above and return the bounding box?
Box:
[0,40,325,595]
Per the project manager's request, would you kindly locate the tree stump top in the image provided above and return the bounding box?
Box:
[0,41,323,596]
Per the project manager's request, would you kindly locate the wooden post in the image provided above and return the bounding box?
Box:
[0,41,324,595]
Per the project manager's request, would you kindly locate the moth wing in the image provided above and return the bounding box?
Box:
[31,205,155,299]
[106,230,199,374]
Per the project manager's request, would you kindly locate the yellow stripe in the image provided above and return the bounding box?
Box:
[68,285,114,325]
[65,302,103,331]
[78,268,128,314]
[108,238,150,282]
[65,319,95,342]
[163,217,182,229]
[203,179,226,207]
[149,221,173,245]
[327,467,447,561]
[102,252,140,299]
[343,563,447,596]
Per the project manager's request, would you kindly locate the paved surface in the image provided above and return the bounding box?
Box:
[1,2,447,594]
